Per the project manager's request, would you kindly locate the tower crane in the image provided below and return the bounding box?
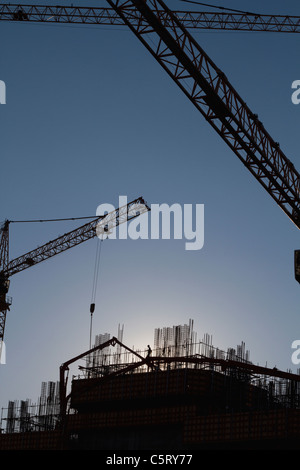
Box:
[1,2,300,33]
[105,0,300,232]
[1,3,300,267]
[106,0,300,283]
[1,0,300,224]
[0,196,150,343]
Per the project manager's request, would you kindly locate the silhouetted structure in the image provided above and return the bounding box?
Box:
[1,320,300,450]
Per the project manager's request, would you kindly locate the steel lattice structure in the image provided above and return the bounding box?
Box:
[1,0,300,342]
[2,0,300,227]
[0,196,150,342]
[106,0,300,230]
[1,3,300,33]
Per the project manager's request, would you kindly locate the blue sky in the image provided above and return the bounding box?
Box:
[1,0,300,411]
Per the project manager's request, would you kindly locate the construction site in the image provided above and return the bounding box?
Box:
[0,320,300,450]
[2,0,300,452]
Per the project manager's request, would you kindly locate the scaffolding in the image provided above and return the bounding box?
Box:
[1,381,60,433]
[1,320,300,435]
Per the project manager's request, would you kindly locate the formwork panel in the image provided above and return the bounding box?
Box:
[66,404,197,432]
[0,430,62,450]
[183,409,300,445]
[70,369,214,408]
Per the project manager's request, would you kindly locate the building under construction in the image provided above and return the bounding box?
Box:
[1,320,300,450]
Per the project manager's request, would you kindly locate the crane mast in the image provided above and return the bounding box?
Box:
[106,0,300,229]
[1,3,300,33]
[0,221,11,342]
[0,196,150,342]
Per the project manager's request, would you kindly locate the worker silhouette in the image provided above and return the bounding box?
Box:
[147,345,152,357]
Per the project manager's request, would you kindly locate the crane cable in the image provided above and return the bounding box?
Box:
[179,0,260,16]
[89,237,103,349]
[8,216,99,223]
